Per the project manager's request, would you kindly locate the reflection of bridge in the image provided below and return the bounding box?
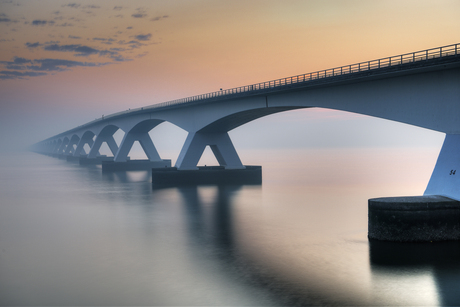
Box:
[33,44,460,198]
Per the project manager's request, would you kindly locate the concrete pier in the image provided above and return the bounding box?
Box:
[66,155,86,162]
[152,165,262,188]
[79,156,115,165]
[102,159,171,172]
[368,195,460,242]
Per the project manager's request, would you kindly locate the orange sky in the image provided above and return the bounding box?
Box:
[0,0,458,150]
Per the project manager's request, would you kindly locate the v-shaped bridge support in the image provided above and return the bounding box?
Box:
[175,131,245,170]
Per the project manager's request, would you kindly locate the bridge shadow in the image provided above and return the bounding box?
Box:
[369,239,460,305]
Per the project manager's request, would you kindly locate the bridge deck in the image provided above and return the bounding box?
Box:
[44,43,460,140]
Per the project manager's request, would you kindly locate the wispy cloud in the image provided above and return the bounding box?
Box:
[0,13,12,22]
[151,15,169,22]
[62,3,80,9]
[0,56,106,79]
[1,4,166,81]
[132,13,147,18]
[25,42,42,48]
[134,34,151,41]
[44,43,100,56]
[132,7,147,18]
[31,20,55,26]
[0,70,47,80]
[41,42,130,61]
[30,58,99,71]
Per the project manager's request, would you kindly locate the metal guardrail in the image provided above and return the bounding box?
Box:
[47,43,460,141]
[148,43,459,109]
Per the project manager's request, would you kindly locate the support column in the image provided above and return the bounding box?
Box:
[57,139,69,154]
[51,141,61,153]
[64,137,80,155]
[74,136,94,156]
[175,132,245,170]
[88,135,117,158]
[114,132,161,162]
[424,134,460,200]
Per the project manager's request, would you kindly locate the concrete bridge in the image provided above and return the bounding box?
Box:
[33,43,460,200]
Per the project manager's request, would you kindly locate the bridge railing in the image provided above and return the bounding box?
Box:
[142,43,458,111]
[64,43,460,134]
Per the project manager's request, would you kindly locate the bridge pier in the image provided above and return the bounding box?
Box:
[73,132,95,156]
[175,132,245,170]
[368,134,460,242]
[88,130,118,159]
[425,134,460,200]
[56,138,69,155]
[64,135,80,155]
[114,132,162,162]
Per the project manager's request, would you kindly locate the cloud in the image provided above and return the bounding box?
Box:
[0,55,110,79]
[0,70,47,79]
[83,5,100,9]
[132,7,147,18]
[134,34,151,41]
[131,13,147,18]
[151,15,169,22]
[44,43,100,56]
[13,57,32,64]
[29,58,99,71]
[0,13,12,22]
[59,23,74,27]
[68,35,81,39]
[62,3,80,9]
[31,20,55,26]
[25,42,41,48]
[42,42,127,61]
[113,6,123,11]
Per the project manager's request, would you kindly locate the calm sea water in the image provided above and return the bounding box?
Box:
[1,148,460,306]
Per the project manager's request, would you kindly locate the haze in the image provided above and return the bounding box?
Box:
[1,0,457,155]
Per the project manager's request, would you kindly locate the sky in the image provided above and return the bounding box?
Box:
[0,0,458,155]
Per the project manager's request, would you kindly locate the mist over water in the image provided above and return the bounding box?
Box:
[1,148,460,306]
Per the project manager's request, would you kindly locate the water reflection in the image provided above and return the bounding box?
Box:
[175,184,366,306]
[178,185,239,249]
[6,152,458,305]
[370,239,460,305]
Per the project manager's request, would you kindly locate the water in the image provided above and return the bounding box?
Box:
[1,148,460,306]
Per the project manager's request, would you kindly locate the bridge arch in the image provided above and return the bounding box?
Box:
[72,130,96,156]
[64,134,80,155]
[57,137,70,154]
[88,125,120,159]
[114,119,164,162]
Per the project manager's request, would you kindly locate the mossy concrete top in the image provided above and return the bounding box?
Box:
[369,195,460,211]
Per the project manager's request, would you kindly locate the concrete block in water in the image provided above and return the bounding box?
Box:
[152,165,262,188]
[102,159,171,172]
[79,156,114,165]
[368,195,460,242]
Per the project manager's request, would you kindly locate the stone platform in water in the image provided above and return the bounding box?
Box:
[368,195,460,242]
[152,165,262,188]
[79,156,114,165]
[102,159,171,172]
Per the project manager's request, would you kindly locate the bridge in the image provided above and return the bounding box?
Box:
[33,43,460,200]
